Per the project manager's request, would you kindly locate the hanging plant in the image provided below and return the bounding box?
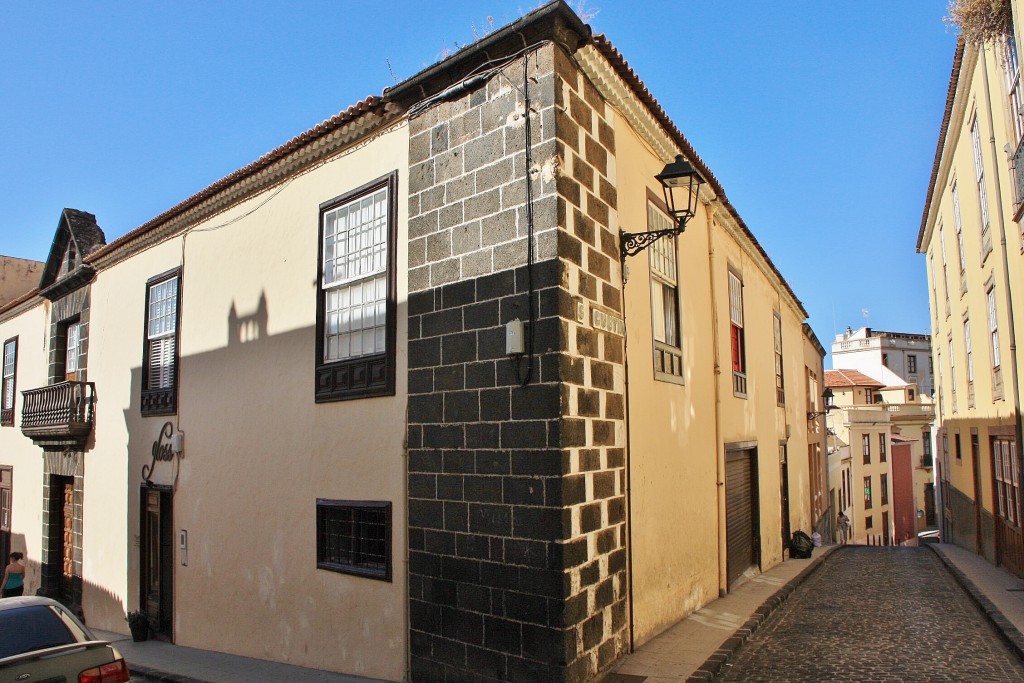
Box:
[945,0,1013,44]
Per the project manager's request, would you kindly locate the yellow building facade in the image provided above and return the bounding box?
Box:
[0,3,826,680]
[918,3,1024,578]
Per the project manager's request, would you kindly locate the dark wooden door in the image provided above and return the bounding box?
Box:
[779,446,790,556]
[59,480,74,603]
[141,488,174,637]
[726,449,759,588]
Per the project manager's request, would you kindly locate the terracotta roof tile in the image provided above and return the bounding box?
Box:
[918,39,965,252]
[590,35,806,318]
[86,96,388,263]
[825,369,885,388]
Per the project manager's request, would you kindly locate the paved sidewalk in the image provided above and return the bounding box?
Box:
[90,629,387,683]
[600,546,836,683]
[603,541,1024,683]
[85,541,1024,683]
[926,542,1024,659]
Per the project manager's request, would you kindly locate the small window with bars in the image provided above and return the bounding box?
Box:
[316,500,391,581]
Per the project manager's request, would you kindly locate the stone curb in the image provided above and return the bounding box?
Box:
[684,544,846,682]
[130,664,210,683]
[925,543,1024,664]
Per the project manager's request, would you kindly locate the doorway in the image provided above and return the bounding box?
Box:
[725,446,760,589]
[141,487,174,639]
[779,445,790,557]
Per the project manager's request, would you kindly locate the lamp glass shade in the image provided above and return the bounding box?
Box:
[656,154,703,227]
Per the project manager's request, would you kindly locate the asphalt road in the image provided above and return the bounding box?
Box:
[717,546,1024,682]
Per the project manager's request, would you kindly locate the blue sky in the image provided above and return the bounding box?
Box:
[0,1,956,353]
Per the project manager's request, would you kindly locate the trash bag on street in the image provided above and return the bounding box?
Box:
[790,530,814,559]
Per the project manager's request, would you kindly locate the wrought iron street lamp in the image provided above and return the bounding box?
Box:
[808,387,836,421]
[620,154,705,259]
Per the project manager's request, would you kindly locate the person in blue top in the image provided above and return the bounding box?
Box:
[1,552,25,598]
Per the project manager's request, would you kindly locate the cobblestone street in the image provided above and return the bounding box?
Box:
[718,546,1024,682]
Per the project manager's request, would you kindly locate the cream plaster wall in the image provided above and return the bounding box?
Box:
[614,114,720,645]
[52,121,412,680]
[85,237,187,632]
[708,217,800,569]
[0,256,43,307]
[158,123,410,680]
[921,39,1023,536]
[0,303,50,596]
[615,108,814,644]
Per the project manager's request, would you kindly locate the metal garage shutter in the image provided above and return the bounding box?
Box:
[726,449,756,588]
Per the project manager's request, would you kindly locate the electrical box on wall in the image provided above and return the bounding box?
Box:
[179,530,188,566]
[506,318,525,355]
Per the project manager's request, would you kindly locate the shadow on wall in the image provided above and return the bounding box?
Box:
[112,288,408,656]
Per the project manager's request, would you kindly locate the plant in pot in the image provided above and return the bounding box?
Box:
[125,610,149,642]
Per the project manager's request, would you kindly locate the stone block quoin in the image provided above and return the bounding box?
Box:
[405,39,629,681]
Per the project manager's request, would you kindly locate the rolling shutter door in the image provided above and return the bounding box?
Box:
[726,449,756,588]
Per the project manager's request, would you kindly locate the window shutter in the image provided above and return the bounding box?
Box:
[149,336,175,390]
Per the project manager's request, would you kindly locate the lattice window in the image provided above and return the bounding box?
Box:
[316,500,391,581]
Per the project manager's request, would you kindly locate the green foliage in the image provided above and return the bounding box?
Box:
[125,610,147,626]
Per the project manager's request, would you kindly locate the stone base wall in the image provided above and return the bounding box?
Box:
[406,42,629,682]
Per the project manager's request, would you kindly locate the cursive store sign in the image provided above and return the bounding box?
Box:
[142,421,177,483]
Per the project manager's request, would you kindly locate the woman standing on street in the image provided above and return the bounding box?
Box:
[1,552,25,598]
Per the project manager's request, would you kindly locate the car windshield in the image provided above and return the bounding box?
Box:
[0,605,79,659]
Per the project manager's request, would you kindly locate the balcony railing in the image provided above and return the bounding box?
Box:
[21,381,96,447]
[920,455,934,468]
[883,404,935,419]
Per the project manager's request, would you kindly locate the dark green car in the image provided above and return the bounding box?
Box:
[0,596,131,682]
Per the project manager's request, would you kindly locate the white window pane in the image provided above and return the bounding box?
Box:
[652,283,666,343]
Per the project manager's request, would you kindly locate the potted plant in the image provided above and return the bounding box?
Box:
[125,610,149,642]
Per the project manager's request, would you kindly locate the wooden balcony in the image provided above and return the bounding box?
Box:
[21,381,96,448]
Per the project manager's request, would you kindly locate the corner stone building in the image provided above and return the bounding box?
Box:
[394,11,631,680]
[0,3,826,682]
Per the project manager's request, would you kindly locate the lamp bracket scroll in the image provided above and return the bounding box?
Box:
[807,387,836,421]
[619,154,705,261]
[621,226,685,259]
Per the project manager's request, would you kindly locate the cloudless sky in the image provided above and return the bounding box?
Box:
[0,1,957,359]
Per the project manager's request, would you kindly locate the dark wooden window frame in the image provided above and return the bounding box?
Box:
[1,337,17,426]
[315,172,398,403]
[316,499,392,581]
[141,268,181,417]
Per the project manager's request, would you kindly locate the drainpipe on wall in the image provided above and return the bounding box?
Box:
[981,44,1024,530]
[620,255,636,652]
[706,202,728,596]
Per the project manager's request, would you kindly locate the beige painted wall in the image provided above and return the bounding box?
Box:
[920,38,1024,535]
[162,122,409,679]
[708,214,806,568]
[85,237,187,631]
[615,113,720,644]
[0,303,50,596]
[0,120,413,680]
[0,256,43,307]
[615,108,815,645]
